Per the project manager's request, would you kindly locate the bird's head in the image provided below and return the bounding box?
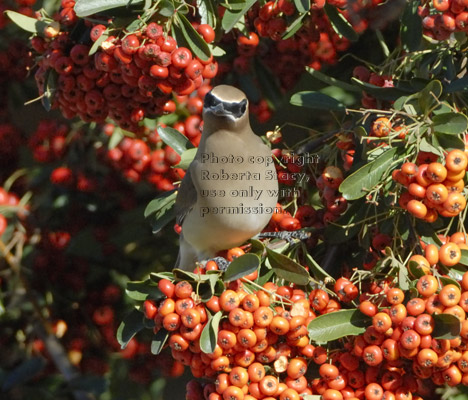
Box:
[202,85,250,132]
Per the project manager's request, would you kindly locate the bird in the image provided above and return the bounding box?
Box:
[174,85,279,271]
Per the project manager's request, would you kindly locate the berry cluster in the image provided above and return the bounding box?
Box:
[341,270,468,400]
[419,0,468,40]
[146,275,354,400]
[101,87,209,189]
[393,149,468,221]
[31,0,217,132]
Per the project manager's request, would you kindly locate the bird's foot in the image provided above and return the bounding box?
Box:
[257,230,311,245]
[210,256,230,271]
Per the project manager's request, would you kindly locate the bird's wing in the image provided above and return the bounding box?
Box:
[174,164,198,226]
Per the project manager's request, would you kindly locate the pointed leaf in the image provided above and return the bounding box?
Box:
[157,126,194,155]
[305,254,334,282]
[324,4,358,42]
[433,314,461,339]
[175,148,197,169]
[400,0,422,52]
[294,0,310,13]
[108,127,124,149]
[435,133,465,150]
[283,13,307,40]
[74,0,144,17]
[223,254,260,282]
[308,310,371,342]
[221,0,256,33]
[340,147,400,200]
[117,309,145,349]
[418,80,443,115]
[200,311,223,353]
[197,0,217,27]
[173,13,211,61]
[460,249,468,266]
[290,91,345,112]
[145,190,177,218]
[126,279,164,301]
[89,28,110,56]
[5,11,49,34]
[433,112,468,135]
[151,329,169,355]
[266,248,310,285]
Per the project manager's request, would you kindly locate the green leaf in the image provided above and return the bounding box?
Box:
[223,254,260,282]
[117,309,145,349]
[340,147,400,200]
[407,261,425,279]
[157,126,194,155]
[266,248,310,285]
[150,272,174,282]
[249,239,265,257]
[433,314,461,340]
[283,13,307,40]
[398,262,410,290]
[108,127,124,149]
[324,4,358,42]
[126,279,164,301]
[290,91,345,112]
[324,199,367,243]
[5,10,49,34]
[418,80,443,115]
[448,264,468,281]
[197,0,217,27]
[307,68,360,92]
[460,249,468,266]
[172,13,211,61]
[175,148,197,169]
[308,310,371,342]
[440,276,461,290]
[433,113,468,135]
[221,0,256,33]
[144,188,176,217]
[200,311,223,353]
[158,0,175,17]
[294,0,310,13]
[2,358,47,391]
[400,0,422,52]
[151,329,169,355]
[74,0,144,17]
[305,254,334,282]
[351,78,412,101]
[445,76,468,93]
[435,133,465,150]
[173,269,205,282]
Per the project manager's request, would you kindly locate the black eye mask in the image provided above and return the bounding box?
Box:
[204,91,247,119]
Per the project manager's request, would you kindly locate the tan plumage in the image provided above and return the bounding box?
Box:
[174,85,278,270]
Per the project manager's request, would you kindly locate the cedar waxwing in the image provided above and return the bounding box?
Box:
[174,85,279,270]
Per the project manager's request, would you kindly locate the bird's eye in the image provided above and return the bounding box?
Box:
[239,99,247,114]
[204,91,216,108]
